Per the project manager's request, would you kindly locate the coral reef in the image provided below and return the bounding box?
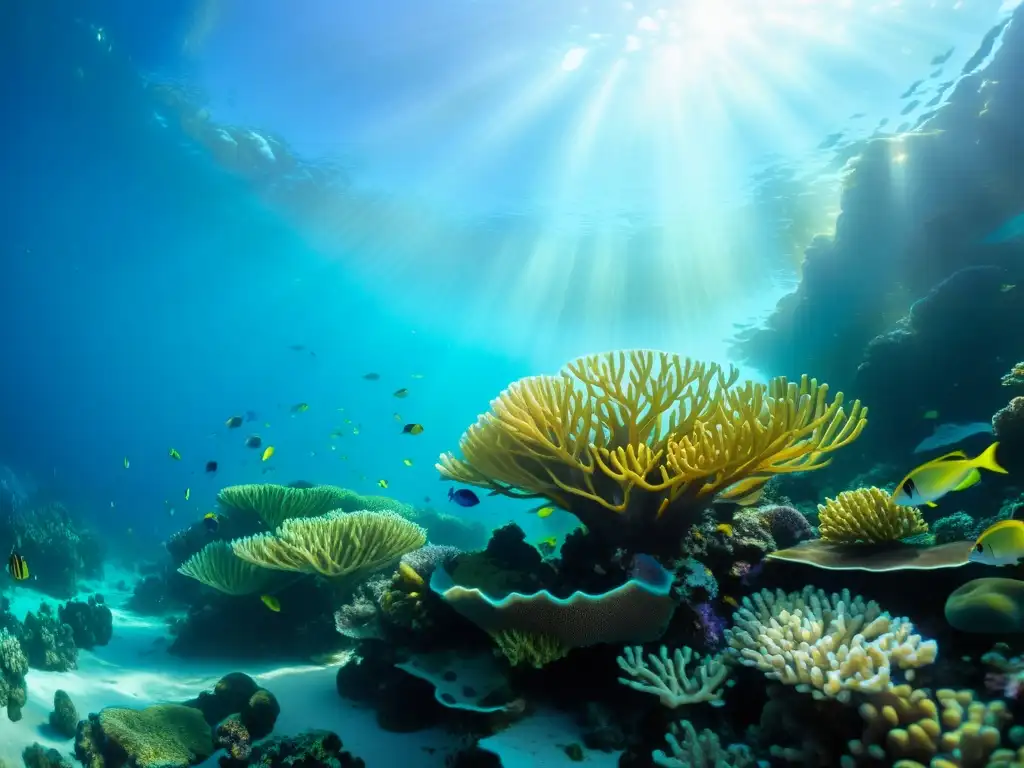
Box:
[50,689,79,738]
[59,595,112,649]
[437,350,866,553]
[240,730,364,768]
[22,603,77,672]
[75,704,213,768]
[817,487,927,543]
[616,645,731,708]
[654,720,758,768]
[23,744,73,768]
[0,629,28,721]
[757,504,816,549]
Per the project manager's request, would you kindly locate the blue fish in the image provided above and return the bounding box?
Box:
[448,488,480,507]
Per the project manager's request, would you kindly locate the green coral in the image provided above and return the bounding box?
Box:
[490,629,569,668]
[50,689,79,738]
[76,704,213,768]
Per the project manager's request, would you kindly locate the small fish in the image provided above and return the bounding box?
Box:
[363,372,380,381]
[169,448,181,460]
[393,388,409,398]
[529,505,556,519]
[203,512,219,533]
[291,403,309,414]
[892,442,1007,507]
[402,459,413,467]
[185,488,190,501]
[262,446,275,462]
[123,457,130,469]
[970,520,1024,566]
[260,595,281,612]
[537,537,558,555]
[7,550,29,581]
[722,595,739,609]
[329,430,345,438]
[923,410,940,420]
[205,461,218,473]
[393,413,402,422]
[1001,284,1016,292]
[377,479,389,489]
[225,416,243,428]
[402,423,424,435]
[352,427,360,436]
[716,523,734,537]
[448,488,480,507]
[245,436,262,449]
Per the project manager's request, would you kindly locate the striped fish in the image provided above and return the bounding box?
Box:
[7,550,29,581]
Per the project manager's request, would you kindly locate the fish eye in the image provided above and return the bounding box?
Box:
[975,543,984,553]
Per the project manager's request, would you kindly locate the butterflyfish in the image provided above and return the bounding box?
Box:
[402,423,424,435]
[891,442,1006,507]
[7,550,29,581]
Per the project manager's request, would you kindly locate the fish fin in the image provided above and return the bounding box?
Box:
[952,468,982,492]
[980,519,1024,538]
[973,442,1008,474]
[926,501,938,508]
[922,450,969,465]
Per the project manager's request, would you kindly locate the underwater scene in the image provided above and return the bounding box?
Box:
[4,0,1024,766]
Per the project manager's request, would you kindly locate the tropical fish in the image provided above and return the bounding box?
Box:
[448,488,480,507]
[225,416,243,428]
[537,537,558,555]
[529,505,556,519]
[1002,284,1016,292]
[393,413,402,422]
[205,461,218,473]
[402,423,424,435]
[722,595,739,609]
[363,372,380,381]
[352,427,360,436]
[923,410,940,420]
[892,442,1006,507]
[402,459,413,467]
[329,430,345,438]
[123,457,130,469]
[393,388,409,399]
[168,448,181,460]
[203,512,219,533]
[716,523,734,537]
[7,550,28,581]
[969,520,1024,566]
[262,446,275,462]
[185,488,191,501]
[260,595,281,612]
[377,479,389,489]
[245,436,262,449]
[291,403,309,414]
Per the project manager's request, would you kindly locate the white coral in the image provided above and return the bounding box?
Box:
[616,645,731,708]
[724,586,936,703]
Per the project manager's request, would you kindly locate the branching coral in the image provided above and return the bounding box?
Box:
[616,645,731,708]
[177,541,276,596]
[232,511,426,581]
[817,487,927,544]
[725,587,936,703]
[437,350,866,548]
[654,720,758,768]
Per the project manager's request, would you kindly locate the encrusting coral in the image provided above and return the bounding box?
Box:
[818,487,927,544]
[437,350,867,550]
[616,645,731,708]
[725,587,936,703]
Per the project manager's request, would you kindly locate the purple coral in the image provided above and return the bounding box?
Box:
[694,602,726,649]
[758,505,815,549]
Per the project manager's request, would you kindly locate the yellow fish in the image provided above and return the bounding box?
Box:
[722,595,739,609]
[378,479,389,489]
[185,488,190,501]
[716,523,734,537]
[402,459,413,467]
[123,457,130,469]
[529,505,556,519]
[970,520,1024,566]
[892,442,1006,507]
[260,595,281,612]
[402,424,424,435]
[7,551,29,581]
[262,446,275,462]
[168,448,181,460]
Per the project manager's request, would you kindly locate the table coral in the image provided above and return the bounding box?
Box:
[725,586,936,702]
[437,350,866,551]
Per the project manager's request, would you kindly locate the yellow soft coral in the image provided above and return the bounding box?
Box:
[818,487,927,544]
[437,350,866,544]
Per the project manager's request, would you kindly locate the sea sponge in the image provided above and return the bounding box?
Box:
[217,484,353,528]
[616,645,730,708]
[232,510,426,580]
[945,578,1024,633]
[725,586,936,702]
[758,504,816,548]
[176,541,275,596]
[817,487,927,544]
[437,350,866,548]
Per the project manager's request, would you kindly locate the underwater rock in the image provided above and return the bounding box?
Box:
[757,505,816,550]
[240,730,364,768]
[184,672,260,726]
[49,689,79,738]
[993,396,1024,472]
[0,629,28,722]
[59,595,113,649]
[74,703,213,768]
[22,743,73,768]
[767,539,973,571]
[239,688,280,740]
[945,578,1024,633]
[22,603,77,671]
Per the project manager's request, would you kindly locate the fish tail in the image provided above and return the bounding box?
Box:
[975,442,1009,474]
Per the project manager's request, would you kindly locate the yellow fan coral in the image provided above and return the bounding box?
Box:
[437,350,867,546]
[217,484,355,528]
[818,487,927,544]
[177,541,276,595]
[232,510,426,581]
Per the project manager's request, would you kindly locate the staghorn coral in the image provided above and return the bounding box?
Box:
[725,586,936,703]
[616,645,731,708]
[490,629,569,668]
[232,510,426,580]
[437,350,866,550]
[177,541,276,596]
[654,720,758,768]
[817,487,927,544]
[847,686,1012,767]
